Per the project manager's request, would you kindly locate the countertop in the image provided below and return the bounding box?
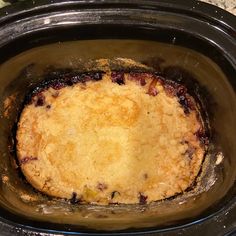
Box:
[201,0,236,14]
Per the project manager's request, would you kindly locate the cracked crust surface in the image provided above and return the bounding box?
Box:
[17,68,206,205]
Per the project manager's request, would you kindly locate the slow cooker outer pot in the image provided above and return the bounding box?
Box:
[0,0,236,235]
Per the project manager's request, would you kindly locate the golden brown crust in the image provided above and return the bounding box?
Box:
[17,67,205,205]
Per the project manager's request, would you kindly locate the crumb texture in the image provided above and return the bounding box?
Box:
[17,67,205,204]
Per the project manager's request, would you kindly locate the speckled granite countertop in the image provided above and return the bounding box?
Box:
[202,0,236,14]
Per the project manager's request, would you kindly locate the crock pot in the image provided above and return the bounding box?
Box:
[0,0,235,235]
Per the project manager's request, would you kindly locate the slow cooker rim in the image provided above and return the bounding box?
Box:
[0,0,236,32]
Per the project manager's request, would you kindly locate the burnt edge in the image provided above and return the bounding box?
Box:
[24,70,105,105]
[12,68,209,205]
[24,68,198,116]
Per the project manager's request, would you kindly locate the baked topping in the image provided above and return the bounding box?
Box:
[16,64,207,205]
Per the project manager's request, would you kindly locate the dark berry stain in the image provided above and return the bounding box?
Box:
[176,85,187,96]
[93,72,103,81]
[35,93,45,107]
[158,77,195,114]
[178,96,190,114]
[163,84,175,96]
[20,156,38,165]
[148,78,158,96]
[178,92,195,114]
[51,81,65,90]
[97,182,108,191]
[111,71,125,85]
[70,192,81,204]
[140,78,146,86]
[139,192,148,204]
[128,72,147,86]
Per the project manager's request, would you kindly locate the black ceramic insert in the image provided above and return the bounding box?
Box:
[0,0,235,235]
